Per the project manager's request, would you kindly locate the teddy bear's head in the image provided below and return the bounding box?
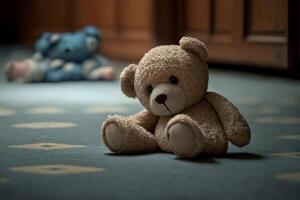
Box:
[35,26,101,62]
[121,37,208,116]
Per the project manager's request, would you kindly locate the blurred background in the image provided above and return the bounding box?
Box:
[0,0,299,70]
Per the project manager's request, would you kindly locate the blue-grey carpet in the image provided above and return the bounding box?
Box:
[0,47,300,200]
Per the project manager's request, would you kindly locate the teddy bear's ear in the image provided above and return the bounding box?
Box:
[179,37,208,60]
[83,26,101,52]
[120,64,137,98]
[82,26,101,41]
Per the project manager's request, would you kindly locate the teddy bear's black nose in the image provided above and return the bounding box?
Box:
[155,94,167,104]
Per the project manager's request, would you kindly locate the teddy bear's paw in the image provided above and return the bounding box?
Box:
[5,59,41,82]
[103,123,125,153]
[167,122,205,158]
[87,66,115,81]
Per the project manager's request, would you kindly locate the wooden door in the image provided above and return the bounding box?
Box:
[19,0,71,45]
[17,0,158,59]
[181,0,289,69]
[16,0,296,69]
[72,0,157,60]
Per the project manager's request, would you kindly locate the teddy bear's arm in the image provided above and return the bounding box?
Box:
[205,92,251,147]
[50,59,65,69]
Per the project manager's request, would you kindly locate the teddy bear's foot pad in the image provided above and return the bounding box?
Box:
[104,123,124,152]
[168,122,204,158]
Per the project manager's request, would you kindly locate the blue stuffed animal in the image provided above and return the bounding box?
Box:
[6,26,114,82]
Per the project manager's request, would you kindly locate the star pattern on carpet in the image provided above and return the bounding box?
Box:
[234,96,261,105]
[27,106,65,114]
[10,165,104,175]
[12,122,77,129]
[0,107,15,116]
[276,134,300,141]
[272,152,300,158]
[85,105,129,113]
[255,116,300,124]
[10,143,86,150]
[276,171,300,182]
[0,177,10,183]
[258,105,280,114]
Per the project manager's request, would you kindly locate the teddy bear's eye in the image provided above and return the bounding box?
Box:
[147,85,153,94]
[170,76,179,85]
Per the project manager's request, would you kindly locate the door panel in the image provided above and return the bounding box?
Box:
[247,0,287,34]
[213,0,233,33]
[183,0,289,68]
[19,0,70,44]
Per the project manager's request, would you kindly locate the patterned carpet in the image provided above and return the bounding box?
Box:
[0,47,300,200]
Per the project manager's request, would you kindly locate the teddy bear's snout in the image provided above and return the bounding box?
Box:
[155,94,167,104]
[149,83,186,116]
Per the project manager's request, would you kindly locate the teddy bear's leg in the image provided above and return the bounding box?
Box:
[102,115,159,154]
[5,59,43,82]
[86,66,115,80]
[83,58,115,81]
[166,114,205,158]
[166,114,228,158]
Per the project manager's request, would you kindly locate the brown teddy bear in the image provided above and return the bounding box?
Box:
[101,36,250,158]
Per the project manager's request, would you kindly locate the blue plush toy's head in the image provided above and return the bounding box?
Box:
[35,26,101,62]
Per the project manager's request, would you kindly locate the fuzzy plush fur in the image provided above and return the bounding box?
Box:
[101,36,251,158]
